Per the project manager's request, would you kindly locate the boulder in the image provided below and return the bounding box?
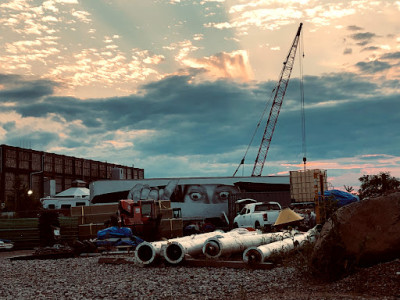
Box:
[311,192,400,281]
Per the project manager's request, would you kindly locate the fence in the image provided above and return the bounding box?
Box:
[0,217,79,249]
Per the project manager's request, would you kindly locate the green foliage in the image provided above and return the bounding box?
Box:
[358,172,400,200]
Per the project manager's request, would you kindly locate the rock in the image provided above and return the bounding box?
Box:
[311,192,400,281]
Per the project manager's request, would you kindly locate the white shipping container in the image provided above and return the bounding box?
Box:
[290,169,328,203]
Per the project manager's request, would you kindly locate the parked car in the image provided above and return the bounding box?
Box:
[233,201,282,231]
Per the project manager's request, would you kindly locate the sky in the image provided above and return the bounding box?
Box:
[0,0,400,192]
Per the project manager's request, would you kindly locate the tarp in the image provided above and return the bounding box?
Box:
[96,226,144,247]
[274,208,304,226]
[55,187,90,197]
[323,189,359,207]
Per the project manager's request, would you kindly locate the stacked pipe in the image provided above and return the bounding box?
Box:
[243,226,319,265]
[163,228,258,265]
[135,231,225,265]
[202,230,297,259]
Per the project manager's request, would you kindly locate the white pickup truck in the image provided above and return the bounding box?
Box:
[233,201,282,231]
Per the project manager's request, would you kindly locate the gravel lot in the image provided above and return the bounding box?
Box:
[0,251,399,300]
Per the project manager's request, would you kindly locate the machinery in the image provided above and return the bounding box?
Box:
[233,23,304,177]
[118,199,163,241]
[118,199,182,241]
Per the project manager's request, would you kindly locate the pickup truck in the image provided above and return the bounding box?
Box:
[233,201,282,231]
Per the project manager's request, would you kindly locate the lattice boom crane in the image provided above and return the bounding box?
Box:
[251,23,303,176]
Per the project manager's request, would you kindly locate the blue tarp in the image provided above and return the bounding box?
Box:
[323,189,359,207]
[97,226,133,239]
[96,226,144,247]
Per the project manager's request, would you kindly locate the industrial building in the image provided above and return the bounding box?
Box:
[0,144,144,212]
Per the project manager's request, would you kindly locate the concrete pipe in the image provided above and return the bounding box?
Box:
[202,230,296,259]
[243,227,319,264]
[163,231,227,265]
[135,240,169,265]
[135,231,224,265]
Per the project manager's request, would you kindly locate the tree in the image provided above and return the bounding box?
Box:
[358,172,400,200]
[343,185,354,194]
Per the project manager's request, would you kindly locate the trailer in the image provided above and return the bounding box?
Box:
[89,176,290,228]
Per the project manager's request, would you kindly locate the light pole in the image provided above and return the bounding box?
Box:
[28,155,45,196]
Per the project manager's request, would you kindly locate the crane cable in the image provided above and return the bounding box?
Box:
[299,29,307,171]
[232,89,275,176]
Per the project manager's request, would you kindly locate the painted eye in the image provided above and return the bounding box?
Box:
[190,192,204,201]
[218,191,230,200]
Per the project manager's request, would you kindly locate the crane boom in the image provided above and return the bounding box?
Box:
[251,23,303,176]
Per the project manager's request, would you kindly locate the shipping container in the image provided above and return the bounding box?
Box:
[290,169,328,203]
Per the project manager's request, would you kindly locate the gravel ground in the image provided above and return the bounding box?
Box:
[0,251,399,300]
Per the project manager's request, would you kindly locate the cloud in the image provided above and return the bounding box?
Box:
[347,25,363,31]
[361,46,379,52]
[72,10,91,23]
[207,1,379,32]
[42,16,59,23]
[1,69,399,187]
[380,52,400,60]
[6,131,59,150]
[356,60,392,74]
[350,32,377,46]
[343,48,352,55]
[0,74,57,103]
[56,0,79,3]
[43,1,59,13]
[182,50,254,81]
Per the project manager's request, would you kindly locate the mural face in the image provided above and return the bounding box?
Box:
[182,184,239,204]
[90,176,290,220]
[127,180,239,204]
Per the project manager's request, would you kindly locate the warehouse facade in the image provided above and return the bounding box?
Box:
[0,144,144,212]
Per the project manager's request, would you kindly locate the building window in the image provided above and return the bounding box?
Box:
[99,164,106,178]
[32,153,42,171]
[65,159,73,174]
[55,157,63,173]
[5,149,17,168]
[18,151,30,169]
[91,163,98,177]
[75,160,82,176]
[44,156,53,172]
[83,161,90,177]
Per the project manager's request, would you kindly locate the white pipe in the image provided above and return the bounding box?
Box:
[135,231,224,265]
[202,230,296,259]
[243,227,319,264]
[163,231,227,264]
[135,240,167,265]
[162,228,258,265]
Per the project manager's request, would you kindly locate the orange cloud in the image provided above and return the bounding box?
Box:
[183,50,254,81]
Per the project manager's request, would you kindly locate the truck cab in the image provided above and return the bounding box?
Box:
[233,201,282,231]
